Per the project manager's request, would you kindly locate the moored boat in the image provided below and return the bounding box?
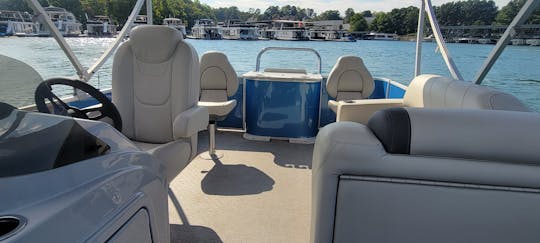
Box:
[0,10,36,37]
[364,32,399,40]
[477,38,495,44]
[163,17,187,37]
[526,37,540,46]
[85,15,117,37]
[273,20,309,41]
[189,19,222,40]
[36,6,81,37]
[511,38,527,45]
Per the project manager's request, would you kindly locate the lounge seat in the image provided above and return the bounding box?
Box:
[312,108,540,243]
[326,56,374,113]
[336,74,530,124]
[112,25,208,183]
[197,51,238,159]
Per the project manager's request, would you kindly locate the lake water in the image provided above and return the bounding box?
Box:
[0,37,539,111]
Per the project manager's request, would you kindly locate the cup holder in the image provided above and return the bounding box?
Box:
[0,215,26,240]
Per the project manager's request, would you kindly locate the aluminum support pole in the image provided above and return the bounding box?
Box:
[26,0,86,79]
[86,0,146,81]
[424,0,464,80]
[415,0,426,77]
[146,0,153,24]
[474,0,540,84]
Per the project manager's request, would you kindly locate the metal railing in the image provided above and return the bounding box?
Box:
[255,47,322,74]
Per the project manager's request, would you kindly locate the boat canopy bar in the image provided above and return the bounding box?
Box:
[474,0,540,84]
[25,0,150,82]
[26,0,86,78]
[255,47,322,74]
[422,0,464,80]
[414,0,426,77]
[146,0,153,25]
[86,0,147,81]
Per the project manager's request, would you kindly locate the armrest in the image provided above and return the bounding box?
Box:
[336,99,404,124]
[173,105,209,139]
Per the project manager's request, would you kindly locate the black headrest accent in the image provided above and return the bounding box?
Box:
[367,108,411,154]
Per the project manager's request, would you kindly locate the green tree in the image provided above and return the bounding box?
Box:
[0,0,48,13]
[369,6,418,35]
[317,10,342,20]
[349,13,367,31]
[361,10,373,17]
[260,5,280,20]
[436,0,498,26]
[369,12,393,33]
[496,0,540,24]
[344,8,355,23]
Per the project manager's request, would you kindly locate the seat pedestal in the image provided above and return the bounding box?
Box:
[200,122,223,160]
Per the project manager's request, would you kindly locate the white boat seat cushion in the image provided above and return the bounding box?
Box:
[198,51,238,121]
[198,100,237,118]
[334,74,530,124]
[326,56,374,101]
[112,25,208,183]
[403,74,530,111]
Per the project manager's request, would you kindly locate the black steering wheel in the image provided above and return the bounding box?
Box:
[35,78,122,131]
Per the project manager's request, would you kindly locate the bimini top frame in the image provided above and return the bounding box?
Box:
[25,0,154,82]
[415,0,540,84]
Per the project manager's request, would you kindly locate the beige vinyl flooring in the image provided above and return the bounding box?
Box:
[168,130,314,243]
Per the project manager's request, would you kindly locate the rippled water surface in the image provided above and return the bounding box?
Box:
[0,37,538,111]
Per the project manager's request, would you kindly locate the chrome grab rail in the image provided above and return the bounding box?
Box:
[255,47,322,74]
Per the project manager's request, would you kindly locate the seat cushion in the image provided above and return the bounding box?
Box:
[133,139,192,183]
[198,100,237,120]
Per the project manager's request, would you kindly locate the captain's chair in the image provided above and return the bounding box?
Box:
[112,25,208,183]
[326,55,374,114]
[197,51,238,159]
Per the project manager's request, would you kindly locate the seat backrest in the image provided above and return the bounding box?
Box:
[199,51,238,102]
[112,25,200,143]
[403,74,530,111]
[326,56,374,100]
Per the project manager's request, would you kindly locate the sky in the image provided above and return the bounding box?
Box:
[200,0,512,14]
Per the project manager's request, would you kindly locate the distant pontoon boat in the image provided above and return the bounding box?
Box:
[163,17,187,37]
[364,32,399,41]
[85,15,117,37]
[0,10,36,37]
[36,6,81,37]
[190,19,222,40]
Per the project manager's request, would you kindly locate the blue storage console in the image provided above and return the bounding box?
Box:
[243,71,323,140]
